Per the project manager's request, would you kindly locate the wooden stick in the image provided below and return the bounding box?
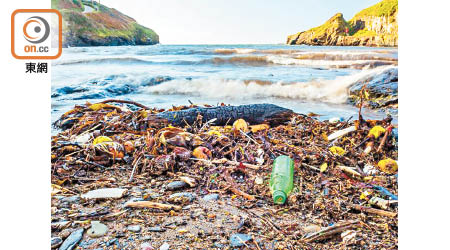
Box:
[125,201,181,211]
[302,220,359,242]
[100,99,149,109]
[230,186,255,200]
[350,204,397,218]
[301,163,320,172]
[190,158,261,170]
[377,125,393,152]
[253,236,262,250]
[128,155,142,182]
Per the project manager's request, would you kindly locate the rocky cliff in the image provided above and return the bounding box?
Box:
[287,0,397,47]
[52,0,159,47]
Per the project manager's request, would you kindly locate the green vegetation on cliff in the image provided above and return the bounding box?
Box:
[352,0,398,18]
[52,0,159,47]
[287,0,398,47]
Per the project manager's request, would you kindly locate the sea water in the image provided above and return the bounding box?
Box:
[51,44,398,130]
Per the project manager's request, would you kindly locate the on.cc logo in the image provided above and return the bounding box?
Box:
[23,16,50,44]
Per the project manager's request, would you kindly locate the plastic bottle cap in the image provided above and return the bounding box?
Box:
[273,190,287,204]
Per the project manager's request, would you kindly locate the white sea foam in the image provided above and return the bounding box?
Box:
[144,66,396,104]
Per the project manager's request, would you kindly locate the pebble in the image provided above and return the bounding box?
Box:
[59,229,72,239]
[202,193,219,202]
[160,242,170,250]
[61,195,80,204]
[58,228,84,250]
[81,188,127,199]
[303,224,321,235]
[254,176,264,185]
[166,181,187,191]
[51,237,62,248]
[168,192,196,203]
[148,226,165,232]
[105,238,118,247]
[141,242,154,250]
[51,220,70,230]
[79,239,95,248]
[127,225,141,232]
[87,221,108,238]
[144,189,161,199]
[229,233,252,247]
[213,242,224,248]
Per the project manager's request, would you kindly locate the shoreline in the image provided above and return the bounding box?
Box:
[51,101,398,249]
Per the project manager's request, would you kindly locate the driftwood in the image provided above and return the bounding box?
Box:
[191,158,261,170]
[125,201,182,211]
[155,104,293,126]
[350,204,397,218]
[302,220,360,242]
[100,99,150,109]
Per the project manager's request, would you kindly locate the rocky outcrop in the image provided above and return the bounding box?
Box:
[287,0,397,47]
[52,0,159,47]
[348,67,398,109]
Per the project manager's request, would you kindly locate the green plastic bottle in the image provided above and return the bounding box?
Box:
[269,155,294,204]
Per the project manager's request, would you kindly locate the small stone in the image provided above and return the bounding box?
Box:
[87,221,108,238]
[59,229,71,240]
[81,188,127,199]
[341,230,357,245]
[213,242,224,248]
[106,238,118,247]
[179,176,197,187]
[160,242,170,250]
[51,237,62,248]
[79,239,95,248]
[59,228,84,250]
[230,233,252,247]
[141,242,154,250]
[51,221,70,230]
[148,226,165,232]
[166,181,187,191]
[303,224,321,235]
[202,193,219,202]
[144,189,161,200]
[168,192,196,203]
[127,225,141,232]
[61,195,80,204]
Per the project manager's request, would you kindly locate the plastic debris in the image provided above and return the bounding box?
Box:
[81,188,127,199]
[329,146,346,156]
[368,125,386,139]
[51,101,398,249]
[320,163,328,173]
[269,155,294,204]
[377,158,398,174]
[327,126,356,141]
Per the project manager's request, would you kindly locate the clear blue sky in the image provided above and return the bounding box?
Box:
[101,0,381,44]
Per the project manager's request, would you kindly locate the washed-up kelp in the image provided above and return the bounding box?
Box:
[51,100,397,249]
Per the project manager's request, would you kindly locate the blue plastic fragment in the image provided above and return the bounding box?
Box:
[373,185,398,200]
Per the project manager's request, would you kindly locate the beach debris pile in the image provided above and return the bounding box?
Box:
[51,99,398,249]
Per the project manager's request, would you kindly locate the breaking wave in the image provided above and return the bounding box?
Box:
[201,55,396,69]
[143,66,396,103]
[214,48,257,54]
[53,57,153,66]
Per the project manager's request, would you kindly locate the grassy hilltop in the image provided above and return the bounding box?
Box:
[287,0,398,46]
[52,0,159,47]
